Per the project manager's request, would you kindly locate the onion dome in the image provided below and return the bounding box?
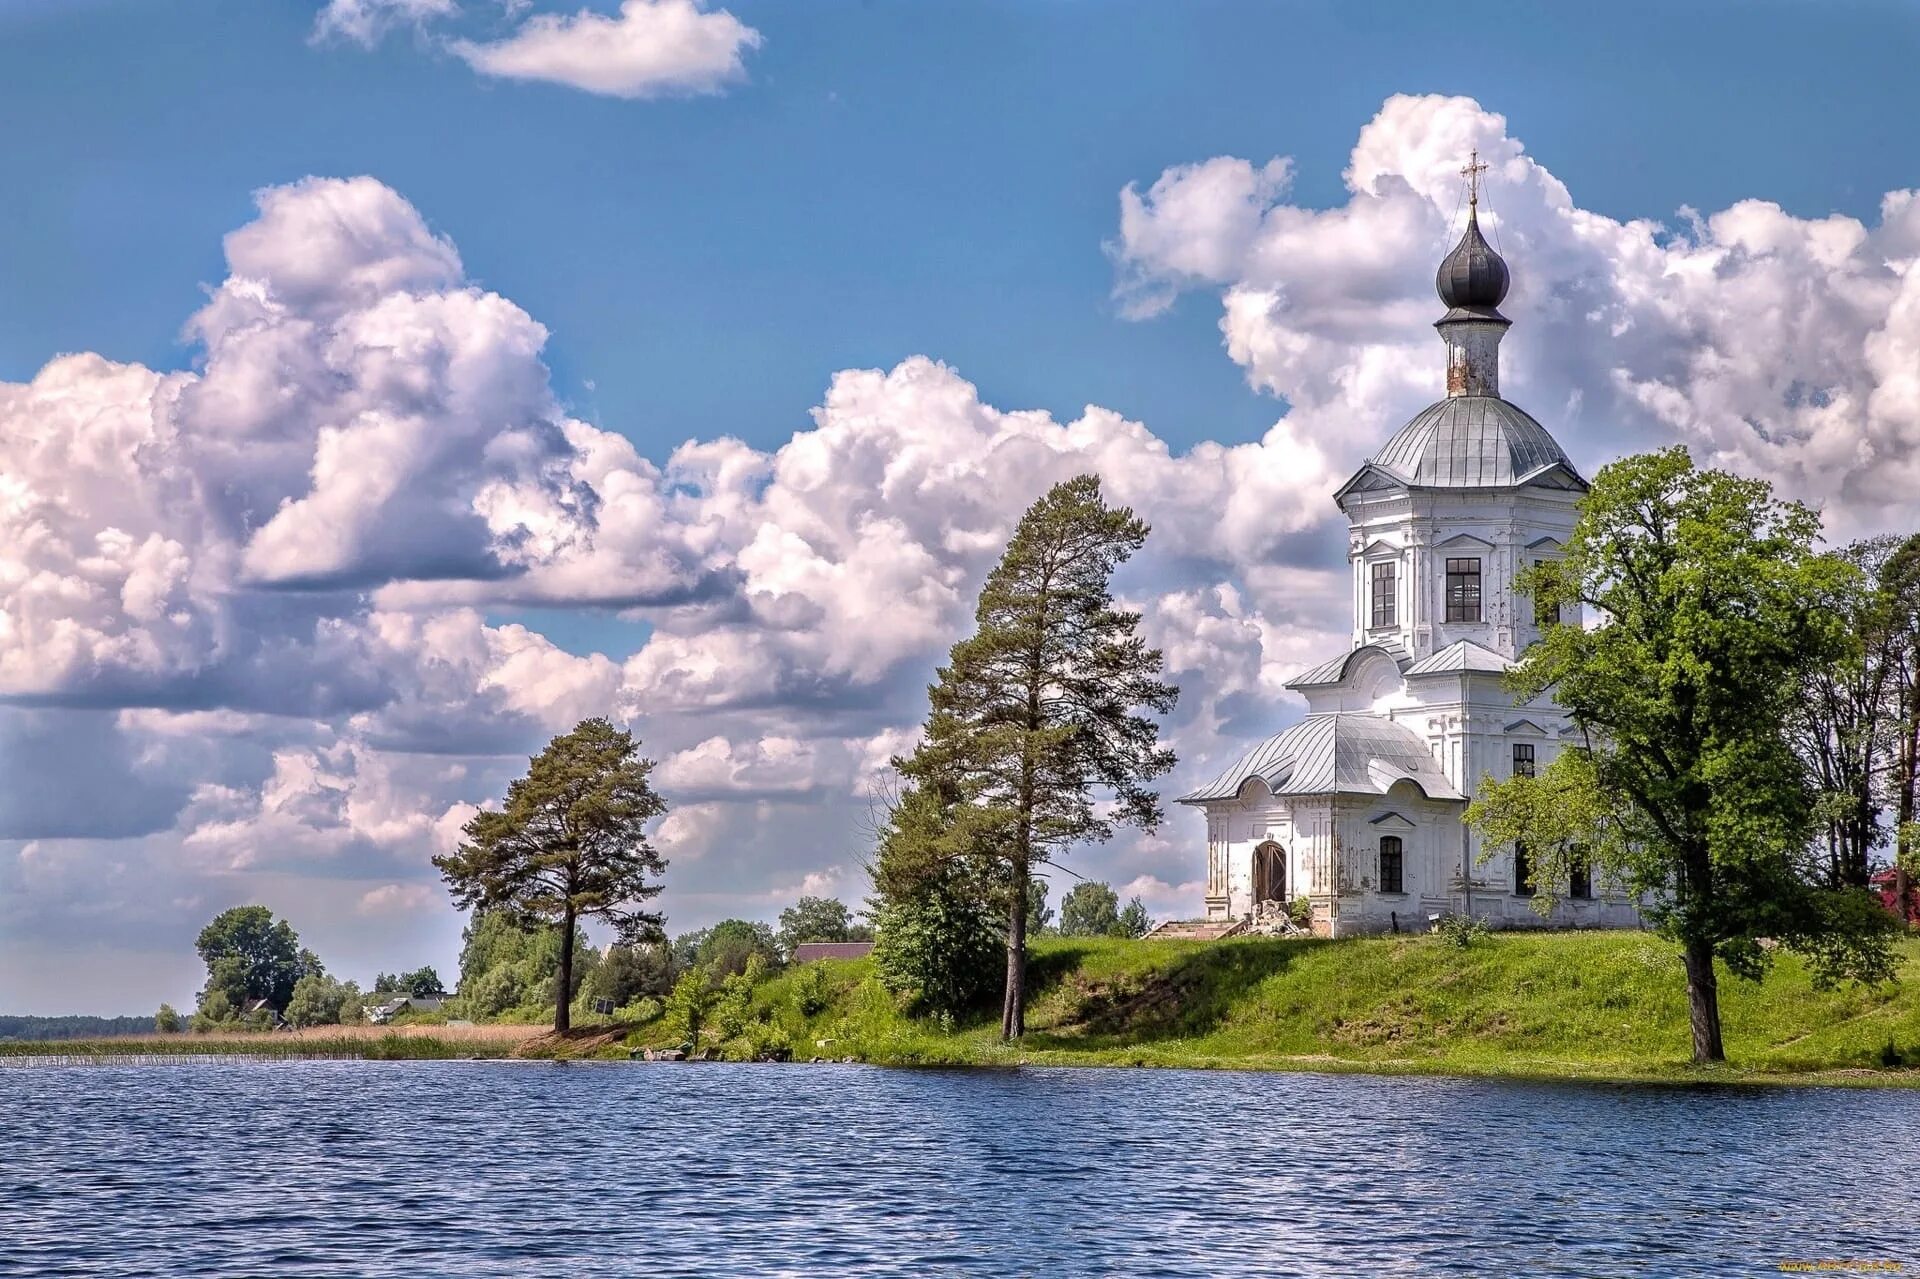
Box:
[1434,207,1510,322]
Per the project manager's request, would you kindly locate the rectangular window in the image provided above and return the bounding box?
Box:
[1514,841,1535,896]
[1445,558,1482,622]
[1512,743,1536,778]
[1534,558,1560,626]
[1369,561,1397,629]
[1569,856,1592,900]
[1378,836,1404,894]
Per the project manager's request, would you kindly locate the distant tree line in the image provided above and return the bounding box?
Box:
[0,1015,152,1041]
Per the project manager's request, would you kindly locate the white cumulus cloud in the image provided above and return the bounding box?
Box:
[452,0,761,99]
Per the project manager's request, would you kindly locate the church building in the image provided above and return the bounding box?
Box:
[1179,169,1642,937]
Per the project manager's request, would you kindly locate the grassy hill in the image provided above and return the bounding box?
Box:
[608,930,1920,1086]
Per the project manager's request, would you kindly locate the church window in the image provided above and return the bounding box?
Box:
[1514,841,1535,896]
[1445,558,1482,622]
[1370,561,1397,628]
[1512,743,1535,778]
[1534,559,1560,626]
[1378,836,1403,894]
[1569,855,1592,900]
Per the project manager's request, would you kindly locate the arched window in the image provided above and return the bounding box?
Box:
[1378,836,1403,894]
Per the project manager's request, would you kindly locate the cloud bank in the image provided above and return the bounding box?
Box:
[11,93,1920,1010]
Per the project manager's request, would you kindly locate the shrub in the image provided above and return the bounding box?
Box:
[791,964,833,1017]
[1436,913,1490,949]
[871,863,1004,1018]
[620,996,663,1025]
[1288,895,1313,928]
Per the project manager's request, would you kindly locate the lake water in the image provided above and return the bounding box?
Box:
[2,1060,1914,1276]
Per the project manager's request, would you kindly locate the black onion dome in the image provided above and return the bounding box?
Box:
[1434,207,1510,321]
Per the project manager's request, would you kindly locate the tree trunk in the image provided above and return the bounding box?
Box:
[1002,865,1028,1040]
[1899,705,1918,925]
[1681,936,1725,1064]
[554,906,575,1034]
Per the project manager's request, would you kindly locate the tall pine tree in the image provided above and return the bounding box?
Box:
[899,475,1177,1038]
[434,719,669,1033]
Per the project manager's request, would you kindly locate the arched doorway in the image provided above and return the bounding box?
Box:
[1252,840,1286,905]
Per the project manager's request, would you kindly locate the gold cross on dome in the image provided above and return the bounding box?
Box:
[1461,149,1488,208]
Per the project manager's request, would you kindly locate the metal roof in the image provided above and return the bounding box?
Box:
[1179,713,1464,805]
[1284,643,1409,691]
[1404,639,1514,677]
[790,941,876,963]
[1369,396,1583,489]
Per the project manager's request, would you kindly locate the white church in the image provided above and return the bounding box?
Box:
[1179,176,1642,938]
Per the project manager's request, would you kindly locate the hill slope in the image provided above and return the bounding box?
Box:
[619,931,1920,1085]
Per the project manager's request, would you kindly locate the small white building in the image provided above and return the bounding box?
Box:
[1179,192,1641,938]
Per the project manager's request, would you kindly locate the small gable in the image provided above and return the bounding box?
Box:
[1367,811,1418,831]
[1504,718,1549,736]
[1434,531,1494,552]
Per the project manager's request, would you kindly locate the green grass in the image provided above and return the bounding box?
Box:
[610,931,1920,1087]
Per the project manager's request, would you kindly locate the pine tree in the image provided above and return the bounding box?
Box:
[434,719,669,1033]
[898,475,1177,1039]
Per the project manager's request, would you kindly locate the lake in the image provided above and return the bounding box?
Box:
[1,1060,1913,1276]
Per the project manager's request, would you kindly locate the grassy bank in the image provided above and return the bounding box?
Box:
[594,930,1920,1087]
[0,1023,543,1061]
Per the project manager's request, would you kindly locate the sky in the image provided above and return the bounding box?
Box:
[6,0,1920,1013]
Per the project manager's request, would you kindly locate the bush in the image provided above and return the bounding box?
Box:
[714,955,767,1039]
[664,969,715,1047]
[1288,896,1313,928]
[619,996,663,1025]
[871,864,1004,1018]
[1436,913,1490,949]
[791,964,833,1017]
[154,1004,181,1034]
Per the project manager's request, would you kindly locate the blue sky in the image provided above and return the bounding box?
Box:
[8,0,1919,463]
[7,0,1920,1012]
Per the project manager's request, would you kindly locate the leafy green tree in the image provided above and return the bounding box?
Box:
[285,975,361,1028]
[1116,895,1152,939]
[1789,537,1914,889]
[453,910,595,1021]
[693,919,780,977]
[713,955,768,1039]
[870,784,1008,1018]
[775,897,871,957]
[582,942,675,1008]
[435,718,669,1033]
[1059,881,1121,937]
[154,1004,181,1034]
[1881,535,1920,923]
[191,990,235,1032]
[195,906,306,1012]
[897,475,1178,1038]
[1469,448,1898,1063]
[1024,877,1054,937]
[665,968,715,1048]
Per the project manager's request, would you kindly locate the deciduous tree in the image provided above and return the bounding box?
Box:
[775,897,870,958]
[1470,448,1898,1063]
[194,906,308,1013]
[434,719,669,1033]
[1059,881,1121,937]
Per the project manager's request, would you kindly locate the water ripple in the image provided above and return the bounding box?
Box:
[0,1061,1912,1276]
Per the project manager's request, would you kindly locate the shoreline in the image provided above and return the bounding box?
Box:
[4,1031,1917,1091]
